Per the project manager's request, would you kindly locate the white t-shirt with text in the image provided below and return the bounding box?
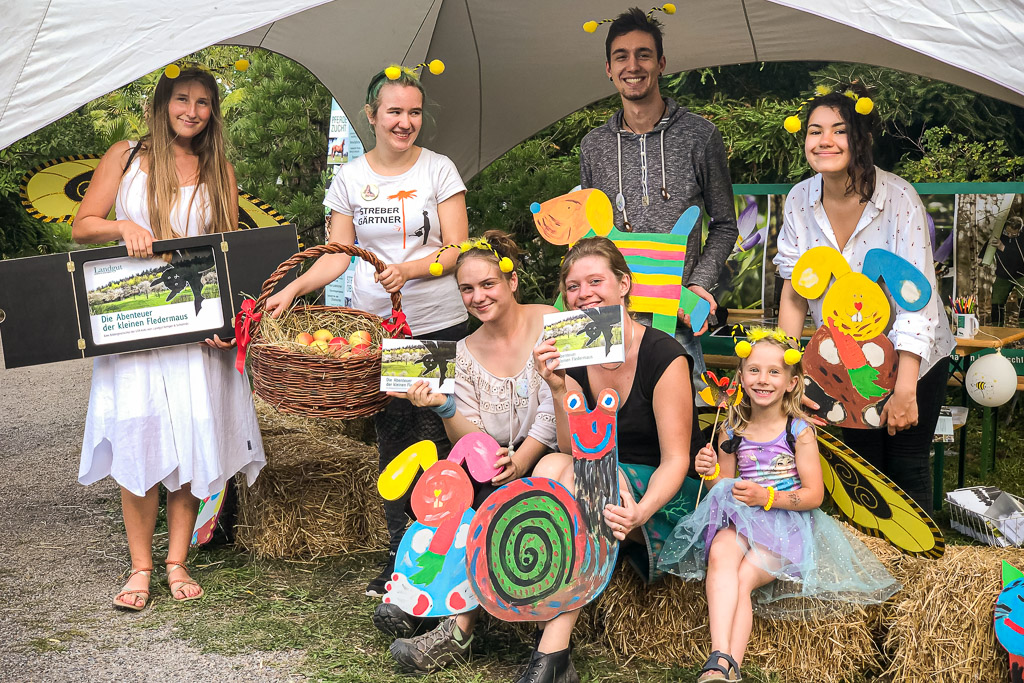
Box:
[324,148,468,335]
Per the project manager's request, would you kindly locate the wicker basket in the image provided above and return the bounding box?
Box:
[248,243,403,419]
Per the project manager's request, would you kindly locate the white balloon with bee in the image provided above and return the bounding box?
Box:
[966,351,1017,407]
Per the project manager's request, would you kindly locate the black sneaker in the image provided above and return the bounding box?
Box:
[516,648,579,683]
[373,602,438,640]
[389,617,472,674]
[366,551,396,598]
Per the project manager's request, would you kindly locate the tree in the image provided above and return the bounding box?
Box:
[227,51,331,246]
[0,110,103,258]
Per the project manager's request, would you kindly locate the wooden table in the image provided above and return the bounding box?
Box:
[939,326,1024,507]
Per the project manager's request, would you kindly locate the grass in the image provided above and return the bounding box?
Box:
[142,546,705,682]
[26,629,90,654]
[122,388,1024,682]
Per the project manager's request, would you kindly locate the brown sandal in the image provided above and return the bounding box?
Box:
[165,560,204,602]
[113,567,152,611]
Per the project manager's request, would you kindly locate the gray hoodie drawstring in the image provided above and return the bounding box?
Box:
[616,126,670,232]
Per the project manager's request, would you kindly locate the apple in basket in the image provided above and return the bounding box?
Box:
[328,336,349,355]
[348,330,373,354]
[312,328,334,342]
[309,339,331,353]
[295,332,314,346]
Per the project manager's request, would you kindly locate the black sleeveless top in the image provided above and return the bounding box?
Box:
[567,327,703,468]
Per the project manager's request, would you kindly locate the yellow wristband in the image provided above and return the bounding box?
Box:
[763,486,776,511]
[700,463,720,480]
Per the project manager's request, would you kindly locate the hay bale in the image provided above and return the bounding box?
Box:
[580,528,904,683]
[882,545,1024,683]
[234,399,386,558]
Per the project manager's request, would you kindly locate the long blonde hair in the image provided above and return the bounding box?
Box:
[726,335,813,437]
[140,67,235,239]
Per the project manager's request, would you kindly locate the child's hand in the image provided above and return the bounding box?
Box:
[491,448,521,485]
[731,480,769,507]
[694,443,718,476]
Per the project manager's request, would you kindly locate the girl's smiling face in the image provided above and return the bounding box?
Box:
[804,105,851,176]
[740,342,799,410]
[167,81,213,140]
[457,257,516,322]
[366,83,423,154]
[563,255,630,310]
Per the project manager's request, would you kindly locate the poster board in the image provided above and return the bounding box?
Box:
[0,225,298,368]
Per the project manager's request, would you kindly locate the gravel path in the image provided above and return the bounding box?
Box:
[0,350,307,682]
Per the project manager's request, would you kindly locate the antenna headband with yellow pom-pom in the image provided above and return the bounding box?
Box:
[732,325,802,365]
[783,83,875,133]
[384,60,445,82]
[583,4,675,33]
[429,238,514,277]
[164,58,250,80]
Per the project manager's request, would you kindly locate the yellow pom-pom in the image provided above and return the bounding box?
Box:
[234,59,250,72]
[814,84,832,96]
[662,3,676,14]
[385,66,401,80]
[783,116,802,134]
[428,59,445,75]
[164,64,181,79]
[855,97,874,115]
[735,341,752,358]
[583,20,598,33]
[499,257,514,273]
[459,242,473,253]
[784,348,803,366]
[429,262,443,277]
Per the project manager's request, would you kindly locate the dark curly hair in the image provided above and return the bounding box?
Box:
[803,82,880,204]
[605,7,665,62]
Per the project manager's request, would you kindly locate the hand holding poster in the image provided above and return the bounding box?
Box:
[380,339,457,393]
[542,305,625,369]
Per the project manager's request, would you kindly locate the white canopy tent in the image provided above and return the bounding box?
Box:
[2,0,1022,179]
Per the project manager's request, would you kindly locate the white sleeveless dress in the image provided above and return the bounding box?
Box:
[79,144,266,498]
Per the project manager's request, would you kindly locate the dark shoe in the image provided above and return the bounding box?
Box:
[366,551,396,597]
[373,602,439,640]
[389,617,472,674]
[516,648,579,683]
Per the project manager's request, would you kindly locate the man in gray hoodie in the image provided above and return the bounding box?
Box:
[580,7,737,377]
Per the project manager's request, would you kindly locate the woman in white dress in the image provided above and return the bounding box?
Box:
[73,66,265,611]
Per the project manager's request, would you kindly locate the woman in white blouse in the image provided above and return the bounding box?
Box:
[379,230,559,674]
[775,84,954,514]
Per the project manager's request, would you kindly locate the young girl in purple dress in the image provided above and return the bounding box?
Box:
[657,327,897,683]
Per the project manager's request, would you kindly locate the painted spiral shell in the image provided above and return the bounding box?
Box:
[466,477,583,620]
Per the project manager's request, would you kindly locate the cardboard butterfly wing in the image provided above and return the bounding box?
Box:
[20,157,287,228]
[696,413,944,558]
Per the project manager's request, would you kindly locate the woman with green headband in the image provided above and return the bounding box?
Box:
[266,64,470,597]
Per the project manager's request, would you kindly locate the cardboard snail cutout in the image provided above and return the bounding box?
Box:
[532,189,710,335]
[466,389,621,622]
[376,433,502,617]
[791,246,932,428]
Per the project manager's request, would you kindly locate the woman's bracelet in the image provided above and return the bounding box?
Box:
[763,486,776,511]
[431,395,457,419]
[700,463,720,480]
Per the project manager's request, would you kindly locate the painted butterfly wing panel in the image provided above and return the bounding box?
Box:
[238,192,288,229]
[696,413,944,558]
[20,155,111,223]
[20,157,287,229]
[818,430,944,558]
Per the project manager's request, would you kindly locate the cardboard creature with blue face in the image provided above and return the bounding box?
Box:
[791,247,932,428]
[377,432,502,617]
